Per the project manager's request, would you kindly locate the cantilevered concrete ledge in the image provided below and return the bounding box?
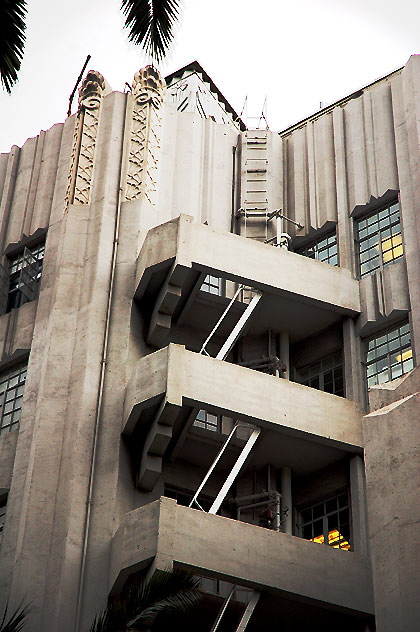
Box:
[123,345,363,489]
[110,497,374,616]
[134,215,361,346]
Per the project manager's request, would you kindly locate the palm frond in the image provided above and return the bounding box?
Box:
[0,601,31,632]
[0,0,27,93]
[121,0,180,63]
[128,587,202,627]
[89,569,202,632]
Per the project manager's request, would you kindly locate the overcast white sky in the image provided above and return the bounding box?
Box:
[0,0,419,154]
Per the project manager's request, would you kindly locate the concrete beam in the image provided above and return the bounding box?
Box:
[123,345,364,490]
[135,215,361,316]
[110,497,374,616]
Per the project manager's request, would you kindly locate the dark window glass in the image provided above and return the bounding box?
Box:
[6,242,45,312]
[298,352,344,397]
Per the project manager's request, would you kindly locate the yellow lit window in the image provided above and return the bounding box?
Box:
[357,201,403,278]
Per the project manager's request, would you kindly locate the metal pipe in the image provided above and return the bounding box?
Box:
[67,55,91,118]
[280,466,292,535]
[189,423,258,511]
[279,331,289,380]
[73,93,128,632]
[209,428,260,515]
[210,585,236,632]
[200,284,244,354]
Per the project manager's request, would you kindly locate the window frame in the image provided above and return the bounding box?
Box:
[200,274,225,297]
[355,199,403,279]
[5,241,45,313]
[363,321,414,388]
[298,491,351,551]
[0,361,28,435]
[295,230,339,267]
[193,408,221,432]
[0,497,6,545]
[296,352,345,397]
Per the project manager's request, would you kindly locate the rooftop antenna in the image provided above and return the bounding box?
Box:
[67,54,91,118]
[258,95,269,129]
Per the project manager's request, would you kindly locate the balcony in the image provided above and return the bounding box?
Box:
[123,345,363,490]
[110,497,374,617]
[134,214,361,348]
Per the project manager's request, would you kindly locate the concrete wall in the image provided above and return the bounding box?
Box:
[363,381,420,631]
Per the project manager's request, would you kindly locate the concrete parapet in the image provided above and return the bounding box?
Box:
[110,497,374,615]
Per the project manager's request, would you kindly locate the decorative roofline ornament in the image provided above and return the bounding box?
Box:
[125,66,166,203]
[65,70,106,207]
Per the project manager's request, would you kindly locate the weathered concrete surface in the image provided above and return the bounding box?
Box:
[111,497,374,615]
[363,383,420,632]
[124,344,363,450]
[135,214,361,315]
[0,431,18,493]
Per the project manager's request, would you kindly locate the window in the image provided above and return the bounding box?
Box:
[193,409,221,432]
[0,362,27,435]
[300,493,351,550]
[296,231,338,266]
[356,200,403,278]
[297,352,344,396]
[4,242,45,312]
[365,322,413,387]
[201,274,224,296]
[0,500,6,544]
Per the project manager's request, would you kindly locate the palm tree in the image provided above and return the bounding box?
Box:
[90,569,202,632]
[0,0,27,93]
[0,0,181,94]
[0,602,30,632]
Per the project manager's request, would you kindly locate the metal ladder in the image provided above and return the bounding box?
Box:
[242,130,269,242]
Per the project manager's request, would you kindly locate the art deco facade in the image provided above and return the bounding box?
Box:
[0,56,420,631]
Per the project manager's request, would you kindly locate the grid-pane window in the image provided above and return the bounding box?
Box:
[201,274,223,296]
[7,242,45,312]
[193,409,220,432]
[365,322,413,387]
[0,362,27,435]
[0,501,6,544]
[300,493,351,550]
[356,201,403,278]
[297,232,338,266]
[298,353,344,397]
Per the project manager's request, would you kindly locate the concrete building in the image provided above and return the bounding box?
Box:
[0,57,419,631]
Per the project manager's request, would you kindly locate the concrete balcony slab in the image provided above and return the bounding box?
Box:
[123,345,363,490]
[134,215,361,348]
[110,497,374,616]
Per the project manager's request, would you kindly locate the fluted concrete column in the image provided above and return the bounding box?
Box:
[350,455,369,557]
